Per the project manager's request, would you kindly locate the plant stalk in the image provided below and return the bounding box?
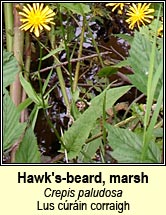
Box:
[49,26,70,110]
[141,8,161,162]
[21,32,31,122]
[10,3,24,106]
[4,3,14,52]
[72,16,85,92]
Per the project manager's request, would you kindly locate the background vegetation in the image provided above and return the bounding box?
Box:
[2,3,163,163]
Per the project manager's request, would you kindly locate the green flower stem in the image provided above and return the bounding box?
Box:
[86,21,104,68]
[72,17,85,92]
[32,31,67,149]
[36,41,66,148]
[102,91,107,145]
[10,3,24,106]
[145,87,163,144]
[56,64,70,110]
[49,27,70,111]
[4,3,14,52]
[34,35,70,111]
[57,4,73,88]
[141,9,161,162]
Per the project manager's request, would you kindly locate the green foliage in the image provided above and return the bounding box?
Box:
[105,123,161,163]
[17,98,33,113]
[3,3,163,163]
[97,66,118,77]
[151,3,163,16]
[3,92,26,151]
[113,20,163,100]
[3,49,19,92]
[19,72,54,130]
[41,46,65,61]
[80,126,101,163]
[141,11,163,162]
[128,34,160,97]
[112,59,130,68]
[70,89,82,120]
[59,3,91,15]
[61,85,131,159]
[15,127,41,163]
[125,21,162,99]
[19,72,49,108]
[102,14,163,164]
[142,85,163,161]
[114,34,134,45]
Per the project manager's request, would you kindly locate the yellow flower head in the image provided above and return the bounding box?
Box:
[126,3,154,29]
[19,3,56,37]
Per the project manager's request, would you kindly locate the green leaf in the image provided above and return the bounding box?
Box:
[3,49,19,92]
[61,85,131,159]
[114,34,134,45]
[111,59,130,68]
[70,89,81,120]
[19,72,42,105]
[126,26,162,99]
[81,126,101,163]
[59,3,90,15]
[140,9,162,162]
[19,73,50,109]
[97,66,118,77]
[105,123,161,163]
[15,127,41,163]
[153,128,163,138]
[143,85,163,152]
[147,141,161,163]
[17,97,33,112]
[29,105,40,131]
[3,92,27,151]
[42,69,53,94]
[127,31,151,94]
[41,47,65,61]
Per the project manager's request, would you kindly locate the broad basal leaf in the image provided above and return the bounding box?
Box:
[3,49,19,92]
[105,123,161,163]
[3,92,26,151]
[126,27,162,99]
[15,127,41,163]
